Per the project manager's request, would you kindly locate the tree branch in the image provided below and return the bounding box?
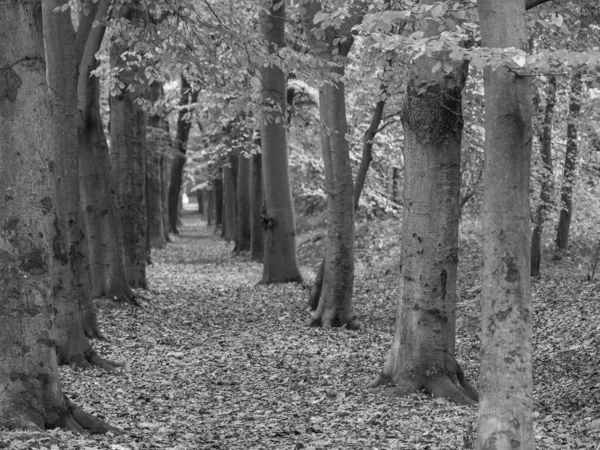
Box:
[525,0,553,10]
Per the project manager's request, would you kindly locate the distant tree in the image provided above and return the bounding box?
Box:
[531,76,556,276]
[556,71,583,254]
[222,153,238,241]
[477,0,534,447]
[258,0,302,283]
[236,153,252,252]
[214,173,224,230]
[370,0,477,403]
[169,76,199,235]
[0,0,114,432]
[147,82,170,250]
[250,153,265,261]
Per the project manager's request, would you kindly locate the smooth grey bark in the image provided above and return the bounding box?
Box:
[258,0,302,283]
[250,153,265,261]
[235,153,252,253]
[477,0,534,447]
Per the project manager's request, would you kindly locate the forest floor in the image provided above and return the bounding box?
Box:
[2,212,600,450]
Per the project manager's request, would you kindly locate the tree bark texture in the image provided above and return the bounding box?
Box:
[206,186,214,226]
[222,164,236,241]
[214,175,223,229]
[309,44,359,329]
[147,82,168,250]
[43,0,115,369]
[168,76,198,235]
[77,2,135,304]
[309,88,387,311]
[109,6,149,289]
[161,148,171,243]
[371,27,476,403]
[258,0,302,283]
[531,76,556,276]
[0,0,114,433]
[478,0,534,448]
[250,154,264,261]
[236,154,252,253]
[555,72,582,253]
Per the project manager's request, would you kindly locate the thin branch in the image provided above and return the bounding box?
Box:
[525,0,554,10]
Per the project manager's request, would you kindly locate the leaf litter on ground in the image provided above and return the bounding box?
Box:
[1,213,599,449]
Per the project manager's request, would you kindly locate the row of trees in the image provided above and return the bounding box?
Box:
[1,1,598,449]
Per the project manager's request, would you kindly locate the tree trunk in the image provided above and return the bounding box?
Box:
[109,6,148,289]
[353,95,386,210]
[196,190,204,214]
[147,82,168,250]
[250,154,264,261]
[309,82,387,311]
[43,0,117,369]
[77,4,136,304]
[258,0,302,283]
[0,0,115,433]
[478,0,534,448]
[214,175,223,230]
[555,72,582,253]
[206,187,214,226]
[370,23,476,402]
[227,151,239,244]
[222,165,234,240]
[168,76,198,235]
[531,76,556,276]
[308,37,359,328]
[236,154,252,253]
[161,150,171,243]
[79,76,135,303]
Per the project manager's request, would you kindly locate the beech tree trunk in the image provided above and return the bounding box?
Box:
[370,14,476,402]
[43,0,115,369]
[222,164,236,241]
[168,76,198,235]
[556,72,582,253]
[250,153,264,261]
[531,76,556,276]
[77,2,135,304]
[0,0,114,433]
[309,83,387,311]
[214,175,224,230]
[206,187,214,226]
[161,149,171,243]
[478,0,534,448]
[236,154,252,253]
[109,5,148,289]
[307,39,359,328]
[147,82,168,250]
[258,0,302,283]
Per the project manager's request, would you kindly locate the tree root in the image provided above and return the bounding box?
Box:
[308,256,326,311]
[59,348,122,373]
[65,398,122,435]
[369,369,478,405]
[309,309,362,330]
